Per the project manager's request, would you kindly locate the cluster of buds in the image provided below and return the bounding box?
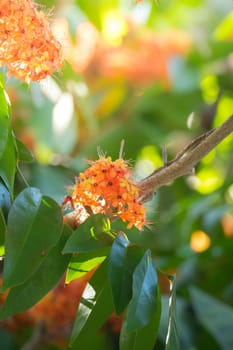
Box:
[63,155,146,230]
[0,0,63,82]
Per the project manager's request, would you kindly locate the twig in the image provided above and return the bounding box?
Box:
[138,114,233,202]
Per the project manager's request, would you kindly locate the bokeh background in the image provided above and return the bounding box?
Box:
[0,0,233,349]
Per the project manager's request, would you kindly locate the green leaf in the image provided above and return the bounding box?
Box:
[214,12,233,41]
[62,214,114,255]
[126,250,159,333]
[71,325,110,350]
[165,275,180,350]
[0,84,10,159]
[0,84,15,193]
[108,232,144,315]
[0,225,72,319]
[66,254,106,284]
[15,139,34,162]
[189,41,233,64]
[76,0,118,30]
[2,188,63,291]
[0,209,6,246]
[0,129,16,193]
[159,296,192,349]
[120,288,161,350]
[0,182,11,219]
[70,259,114,347]
[190,286,233,350]
[0,125,8,161]
[0,327,16,350]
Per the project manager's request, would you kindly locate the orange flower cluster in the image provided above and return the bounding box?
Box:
[0,0,63,82]
[64,156,146,230]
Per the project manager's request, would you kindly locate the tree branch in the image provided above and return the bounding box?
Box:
[138,114,233,201]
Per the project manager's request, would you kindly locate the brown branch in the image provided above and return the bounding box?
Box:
[138,114,233,201]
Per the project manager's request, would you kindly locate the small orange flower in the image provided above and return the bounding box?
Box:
[63,156,146,230]
[0,0,63,82]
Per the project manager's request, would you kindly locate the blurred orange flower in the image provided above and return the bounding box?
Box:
[30,273,91,340]
[0,273,92,346]
[221,213,233,237]
[105,312,124,334]
[98,29,190,86]
[63,156,146,230]
[53,18,191,87]
[0,0,63,82]
[190,230,211,253]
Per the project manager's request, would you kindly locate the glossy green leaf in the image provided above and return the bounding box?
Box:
[15,138,34,162]
[190,286,233,350]
[126,250,159,333]
[70,260,114,347]
[108,232,144,315]
[0,225,72,319]
[120,288,161,350]
[0,83,10,159]
[2,188,63,291]
[66,254,106,284]
[62,214,114,255]
[0,129,16,193]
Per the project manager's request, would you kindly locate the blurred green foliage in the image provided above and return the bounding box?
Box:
[0,0,233,349]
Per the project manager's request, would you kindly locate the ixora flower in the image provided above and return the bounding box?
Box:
[0,0,63,82]
[62,155,146,230]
